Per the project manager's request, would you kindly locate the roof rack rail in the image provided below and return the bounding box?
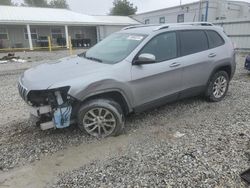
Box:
[122,24,159,30]
[154,22,214,31]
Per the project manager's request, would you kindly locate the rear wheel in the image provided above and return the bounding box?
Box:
[77,99,124,138]
[205,71,229,102]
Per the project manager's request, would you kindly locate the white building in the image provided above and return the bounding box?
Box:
[0,6,139,50]
[132,0,250,24]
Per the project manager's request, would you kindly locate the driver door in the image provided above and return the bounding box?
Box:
[130,32,183,109]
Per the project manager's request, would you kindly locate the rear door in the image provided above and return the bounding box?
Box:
[130,32,183,108]
[178,30,212,93]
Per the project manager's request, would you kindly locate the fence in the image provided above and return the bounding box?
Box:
[0,36,74,55]
[213,19,250,50]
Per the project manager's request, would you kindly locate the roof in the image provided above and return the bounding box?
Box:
[93,15,139,25]
[0,6,139,26]
[133,1,199,16]
[133,0,250,17]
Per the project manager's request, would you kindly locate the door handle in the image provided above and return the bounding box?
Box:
[208,53,217,58]
[169,62,181,68]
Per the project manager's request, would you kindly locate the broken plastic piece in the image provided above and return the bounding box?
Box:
[54,91,72,128]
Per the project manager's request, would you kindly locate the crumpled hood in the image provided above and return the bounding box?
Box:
[20,56,110,90]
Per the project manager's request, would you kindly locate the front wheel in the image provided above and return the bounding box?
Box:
[77,99,124,138]
[205,71,229,102]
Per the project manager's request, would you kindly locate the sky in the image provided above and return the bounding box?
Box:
[12,0,250,15]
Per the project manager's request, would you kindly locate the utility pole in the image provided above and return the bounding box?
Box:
[198,0,203,21]
[180,0,182,5]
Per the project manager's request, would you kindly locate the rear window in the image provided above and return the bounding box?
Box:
[179,30,209,56]
[206,30,225,48]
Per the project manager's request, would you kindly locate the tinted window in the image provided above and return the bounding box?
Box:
[139,32,177,62]
[180,30,209,56]
[206,30,225,48]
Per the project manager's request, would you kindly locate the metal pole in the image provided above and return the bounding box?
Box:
[69,36,73,55]
[198,0,202,22]
[205,0,209,22]
[26,24,33,50]
[65,25,69,48]
[48,36,52,52]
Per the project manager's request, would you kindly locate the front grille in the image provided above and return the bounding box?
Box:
[18,81,28,101]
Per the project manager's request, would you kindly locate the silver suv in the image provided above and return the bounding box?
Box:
[18,22,236,137]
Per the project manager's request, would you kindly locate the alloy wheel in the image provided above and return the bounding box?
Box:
[82,107,116,137]
[212,76,228,98]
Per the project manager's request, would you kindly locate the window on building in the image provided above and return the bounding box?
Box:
[51,28,63,39]
[201,14,205,21]
[24,28,37,40]
[179,30,208,56]
[75,30,84,39]
[206,30,225,49]
[145,19,150,24]
[159,17,165,24]
[75,33,85,39]
[177,14,184,23]
[0,28,8,40]
[139,32,177,62]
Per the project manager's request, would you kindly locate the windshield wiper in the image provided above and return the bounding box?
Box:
[85,56,103,63]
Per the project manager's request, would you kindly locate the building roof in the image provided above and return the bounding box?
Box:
[94,15,139,25]
[133,1,199,16]
[133,0,250,16]
[0,6,139,26]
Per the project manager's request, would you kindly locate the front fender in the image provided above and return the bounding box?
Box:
[69,79,134,112]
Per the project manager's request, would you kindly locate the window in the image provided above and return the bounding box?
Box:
[75,33,84,39]
[24,28,37,40]
[180,30,209,56]
[0,28,8,39]
[206,30,225,48]
[75,30,84,39]
[51,28,63,39]
[139,32,177,62]
[85,33,146,64]
[177,14,184,23]
[159,17,165,24]
[201,14,205,21]
[145,19,150,24]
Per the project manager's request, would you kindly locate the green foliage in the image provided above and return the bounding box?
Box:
[49,0,69,9]
[110,0,137,16]
[0,0,13,5]
[23,0,69,9]
[24,0,48,7]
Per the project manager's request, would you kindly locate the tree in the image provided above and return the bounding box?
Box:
[49,0,69,9]
[110,0,137,16]
[0,0,13,5]
[24,0,48,7]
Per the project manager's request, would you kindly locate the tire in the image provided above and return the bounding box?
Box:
[205,71,229,102]
[77,98,125,138]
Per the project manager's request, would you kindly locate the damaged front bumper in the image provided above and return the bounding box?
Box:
[18,81,74,130]
[29,103,73,130]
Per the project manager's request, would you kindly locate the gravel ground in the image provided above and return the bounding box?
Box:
[52,53,250,187]
[0,51,250,187]
[0,49,84,76]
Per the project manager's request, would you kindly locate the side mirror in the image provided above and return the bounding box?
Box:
[133,53,156,65]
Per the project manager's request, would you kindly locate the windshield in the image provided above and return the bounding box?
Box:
[85,33,147,64]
